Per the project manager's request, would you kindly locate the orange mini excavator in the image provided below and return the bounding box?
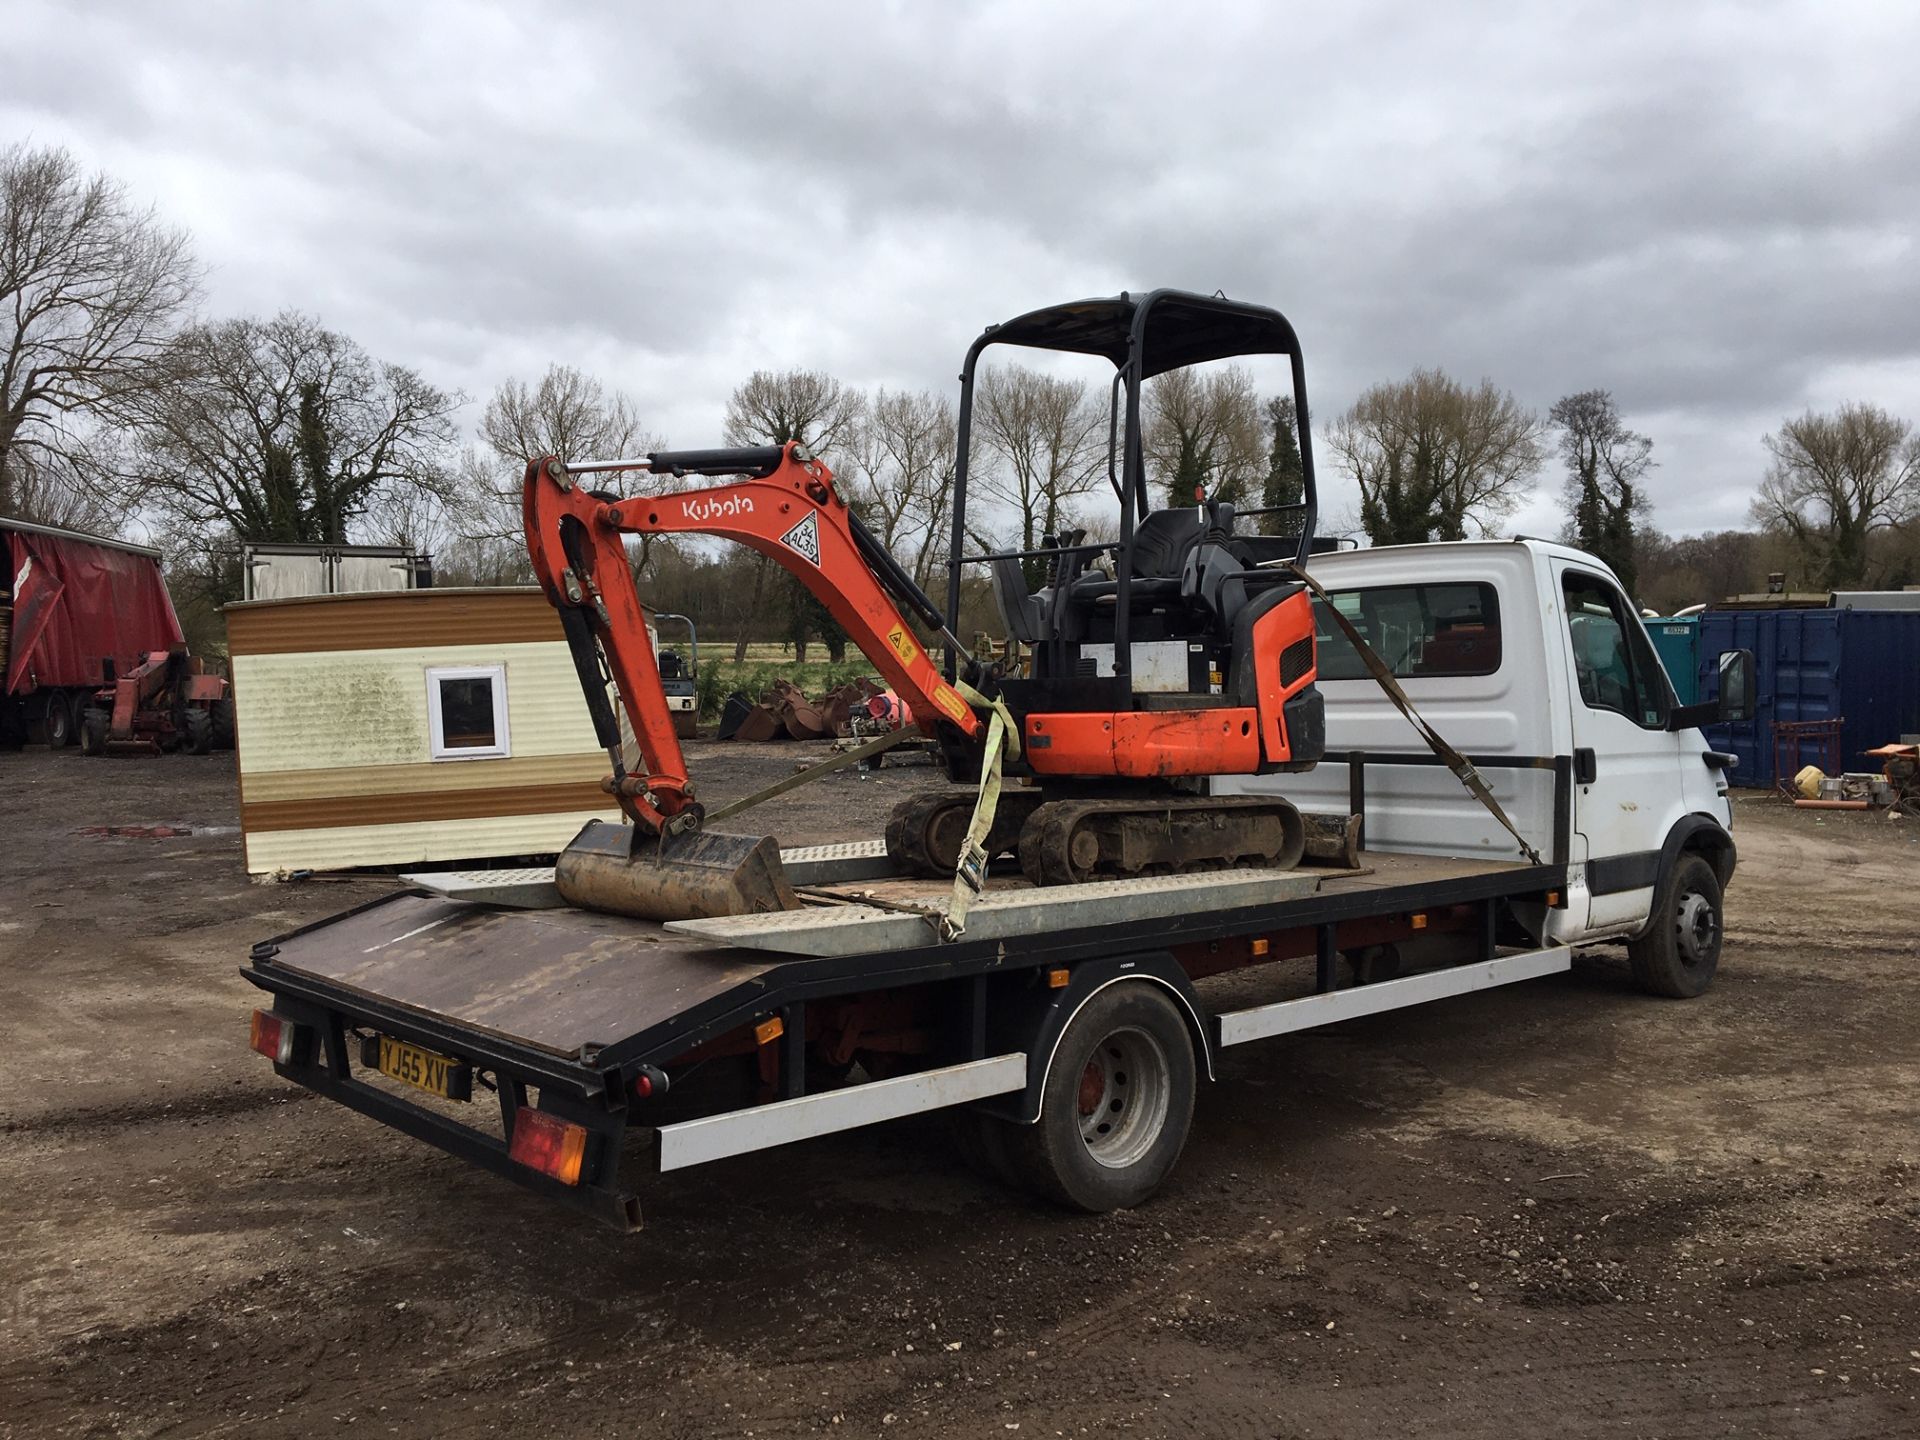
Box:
[524,289,1326,921]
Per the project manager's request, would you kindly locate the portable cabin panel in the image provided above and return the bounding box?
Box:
[240,807,623,876]
[231,641,600,770]
[225,590,625,874]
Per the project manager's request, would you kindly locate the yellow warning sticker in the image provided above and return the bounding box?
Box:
[932,683,968,721]
[885,624,920,666]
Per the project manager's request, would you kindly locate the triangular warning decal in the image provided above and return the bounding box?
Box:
[780,511,821,566]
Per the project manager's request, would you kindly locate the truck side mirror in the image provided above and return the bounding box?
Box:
[1667,648,1757,731]
[1716,648,1754,724]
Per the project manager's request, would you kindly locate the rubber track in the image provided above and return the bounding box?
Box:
[1017,795,1305,886]
[885,789,1043,878]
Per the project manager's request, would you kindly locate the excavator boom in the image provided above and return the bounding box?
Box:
[523,442,981,919]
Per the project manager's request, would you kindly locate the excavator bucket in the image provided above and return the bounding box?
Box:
[553,820,801,923]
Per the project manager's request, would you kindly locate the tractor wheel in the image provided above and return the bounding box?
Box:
[80,707,110,756]
[210,696,237,750]
[184,707,214,756]
[42,690,75,749]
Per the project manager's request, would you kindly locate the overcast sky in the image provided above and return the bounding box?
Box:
[6,0,1916,541]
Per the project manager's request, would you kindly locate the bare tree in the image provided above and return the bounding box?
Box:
[722,369,869,660]
[1550,389,1654,594]
[724,368,866,456]
[848,387,958,590]
[128,311,461,556]
[0,142,199,522]
[1142,364,1264,509]
[1330,368,1543,545]
[1751,403,1919,590]
[0,429,132,534]
[439,365,662,586]
[1634,527,1793,614]
[974,365,1105,585]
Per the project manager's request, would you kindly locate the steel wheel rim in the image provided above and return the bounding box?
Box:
[1675,890,1718,967]
[1075,1025,1171,1169]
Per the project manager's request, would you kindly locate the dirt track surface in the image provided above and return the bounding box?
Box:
[2,746,1917,1438]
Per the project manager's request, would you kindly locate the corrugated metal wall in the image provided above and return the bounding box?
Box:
[1699,609,1920,786]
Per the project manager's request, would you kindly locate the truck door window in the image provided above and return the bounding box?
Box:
[1562,573,1668,728]
[1312,582,1502,681]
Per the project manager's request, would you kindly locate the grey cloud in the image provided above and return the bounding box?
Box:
[3,0,1916,539]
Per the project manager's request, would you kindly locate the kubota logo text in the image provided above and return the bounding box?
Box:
[682,495,754,522]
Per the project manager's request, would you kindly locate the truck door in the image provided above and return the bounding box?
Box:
[1554,564,1685,931]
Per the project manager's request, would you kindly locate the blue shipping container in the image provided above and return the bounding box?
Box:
[1647,617,1700,706]
[1698,609,1920,787]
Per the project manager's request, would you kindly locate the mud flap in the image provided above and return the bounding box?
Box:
[554,820,801,922]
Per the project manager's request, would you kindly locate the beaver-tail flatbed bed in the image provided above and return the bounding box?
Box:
[244,838,1570,1229]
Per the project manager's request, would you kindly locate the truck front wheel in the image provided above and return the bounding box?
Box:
[1629,852,1723,999]
[1006,983,1197,1212]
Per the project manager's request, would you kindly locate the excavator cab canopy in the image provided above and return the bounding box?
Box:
[947,289,1320,678]
[972,290,1303,379]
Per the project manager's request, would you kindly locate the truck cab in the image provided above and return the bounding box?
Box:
[1220,538,1750,976]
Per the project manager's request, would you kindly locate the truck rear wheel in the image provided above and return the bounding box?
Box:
[43,690,75,748]
[1628,852,1723,999]
[1006,983,1196,1212]
[947,1108,1022,1188]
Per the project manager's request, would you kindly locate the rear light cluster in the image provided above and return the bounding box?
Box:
[508,1107,589,1186]
[249,1009,300,1064]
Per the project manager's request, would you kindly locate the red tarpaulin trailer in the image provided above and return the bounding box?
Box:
[3,519,184,747]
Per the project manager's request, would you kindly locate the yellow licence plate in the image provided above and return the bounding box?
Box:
[376,1036,471,1101]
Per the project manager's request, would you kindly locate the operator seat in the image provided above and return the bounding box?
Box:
[989,555,1047,644]
[1068,506,1212,613]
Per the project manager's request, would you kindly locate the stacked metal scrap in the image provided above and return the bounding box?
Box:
[717,675,895,742]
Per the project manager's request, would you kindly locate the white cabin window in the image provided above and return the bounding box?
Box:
[426,665,511,760]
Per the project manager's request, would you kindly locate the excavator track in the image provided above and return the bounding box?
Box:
[886,789,1045,878]
[887,790,1308,887]
[1016,795,1307,887]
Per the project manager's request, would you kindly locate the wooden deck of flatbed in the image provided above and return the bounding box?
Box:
[251,848,1557,1073]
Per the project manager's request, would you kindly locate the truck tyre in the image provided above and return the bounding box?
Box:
[1346,943,1403,985]
[1628,852,1723,999]
[184,707,214,755]
[43,691,75,748]
[80,707,110,756]
[1005,983,1197,1212]
[947,1108,1022,1188]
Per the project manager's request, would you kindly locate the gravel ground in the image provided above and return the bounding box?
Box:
[1,745,1916,1438]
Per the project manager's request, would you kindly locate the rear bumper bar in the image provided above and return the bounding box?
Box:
[253,981,642,1231]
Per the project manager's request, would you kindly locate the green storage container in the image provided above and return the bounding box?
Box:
[1647,617,1699,705]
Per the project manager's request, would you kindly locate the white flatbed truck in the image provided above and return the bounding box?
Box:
[244,539,1754,1229]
